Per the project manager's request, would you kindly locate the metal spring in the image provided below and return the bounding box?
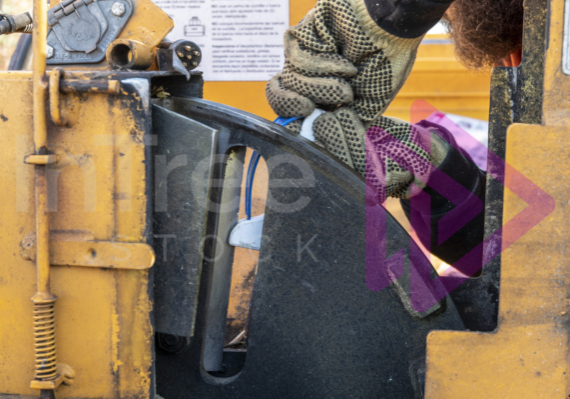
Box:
[17,24,34,33]
[33,301,58,381]
[17,23,33,34]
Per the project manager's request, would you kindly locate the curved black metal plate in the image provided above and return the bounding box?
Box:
[153,98,465,399]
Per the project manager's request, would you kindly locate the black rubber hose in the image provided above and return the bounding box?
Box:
[0,12,33,35]
[8,33,32,70]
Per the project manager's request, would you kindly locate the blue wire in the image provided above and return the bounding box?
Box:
[245,151,261,220]
[245,116,302,220]
[274,116,303,126]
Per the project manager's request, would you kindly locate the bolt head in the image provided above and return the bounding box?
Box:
[111,2,126,17]
[46,45,54,59]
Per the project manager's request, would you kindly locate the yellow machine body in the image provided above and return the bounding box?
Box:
[425,0,570,397]
[0,1,175,396]
[0,70,156,398]
[0,0,568,397]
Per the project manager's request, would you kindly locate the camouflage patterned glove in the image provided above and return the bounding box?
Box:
[267,0,453,122]
[312,108,450,202]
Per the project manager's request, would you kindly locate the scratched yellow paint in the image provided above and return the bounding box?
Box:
[0,71,154,398]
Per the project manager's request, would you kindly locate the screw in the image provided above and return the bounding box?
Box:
[177,52,184,58]
[111,2,126,17]
[194,51,200,56]
[184,46,191,51]
[186,55,192,60]
[46,45,54,59]
[183,62,188,67]
[192,62,198,66]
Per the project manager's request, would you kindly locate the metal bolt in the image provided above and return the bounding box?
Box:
[183,62,188,67]
[186,55,192,60]
[177,52,184,58]
[194,51,200,57]
[184,46,191,51]
[111,2,126,17]
[46,45,54,59]
[192,62,198,67]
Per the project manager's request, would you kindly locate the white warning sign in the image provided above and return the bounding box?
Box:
[153,0,289,81]
[564,0,570,75]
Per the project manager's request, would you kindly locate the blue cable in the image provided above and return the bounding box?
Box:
[245,151,261,220]
[274,116,303,126]
[245,116,302,220]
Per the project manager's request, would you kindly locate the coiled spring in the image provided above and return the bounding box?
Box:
[16,23,33,34]
[33,301,58,381]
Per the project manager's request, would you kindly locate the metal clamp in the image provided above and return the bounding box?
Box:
[30,363,75,390]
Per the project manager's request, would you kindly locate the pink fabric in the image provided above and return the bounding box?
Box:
[365,123,435,204]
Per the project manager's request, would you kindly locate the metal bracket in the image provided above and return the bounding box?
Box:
[48,68,121,126]
[47,0,133,65]
[21,231,156,270]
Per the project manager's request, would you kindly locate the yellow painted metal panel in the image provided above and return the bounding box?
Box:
[425,1,570,395]
[0,71,153,398]
[425,124,569,398]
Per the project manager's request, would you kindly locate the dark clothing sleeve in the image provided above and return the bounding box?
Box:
[400,120,486,275]
[363,0,455,38]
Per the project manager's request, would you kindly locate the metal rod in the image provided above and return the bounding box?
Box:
[33,0,48,150]
[32,0,55,306]
[31,0,59,392]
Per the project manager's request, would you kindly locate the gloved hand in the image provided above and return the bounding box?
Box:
[312,108,450,203]
[267,0,454,122]
[267,0,455,201]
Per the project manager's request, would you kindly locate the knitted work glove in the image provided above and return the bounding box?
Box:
[267,0,455,200]
[267,0,453,122]
[312,108,450,202]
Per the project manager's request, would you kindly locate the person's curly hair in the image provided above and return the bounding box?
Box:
[443,0,525,69]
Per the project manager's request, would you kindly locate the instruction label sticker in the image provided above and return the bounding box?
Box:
[153,0,289,81]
